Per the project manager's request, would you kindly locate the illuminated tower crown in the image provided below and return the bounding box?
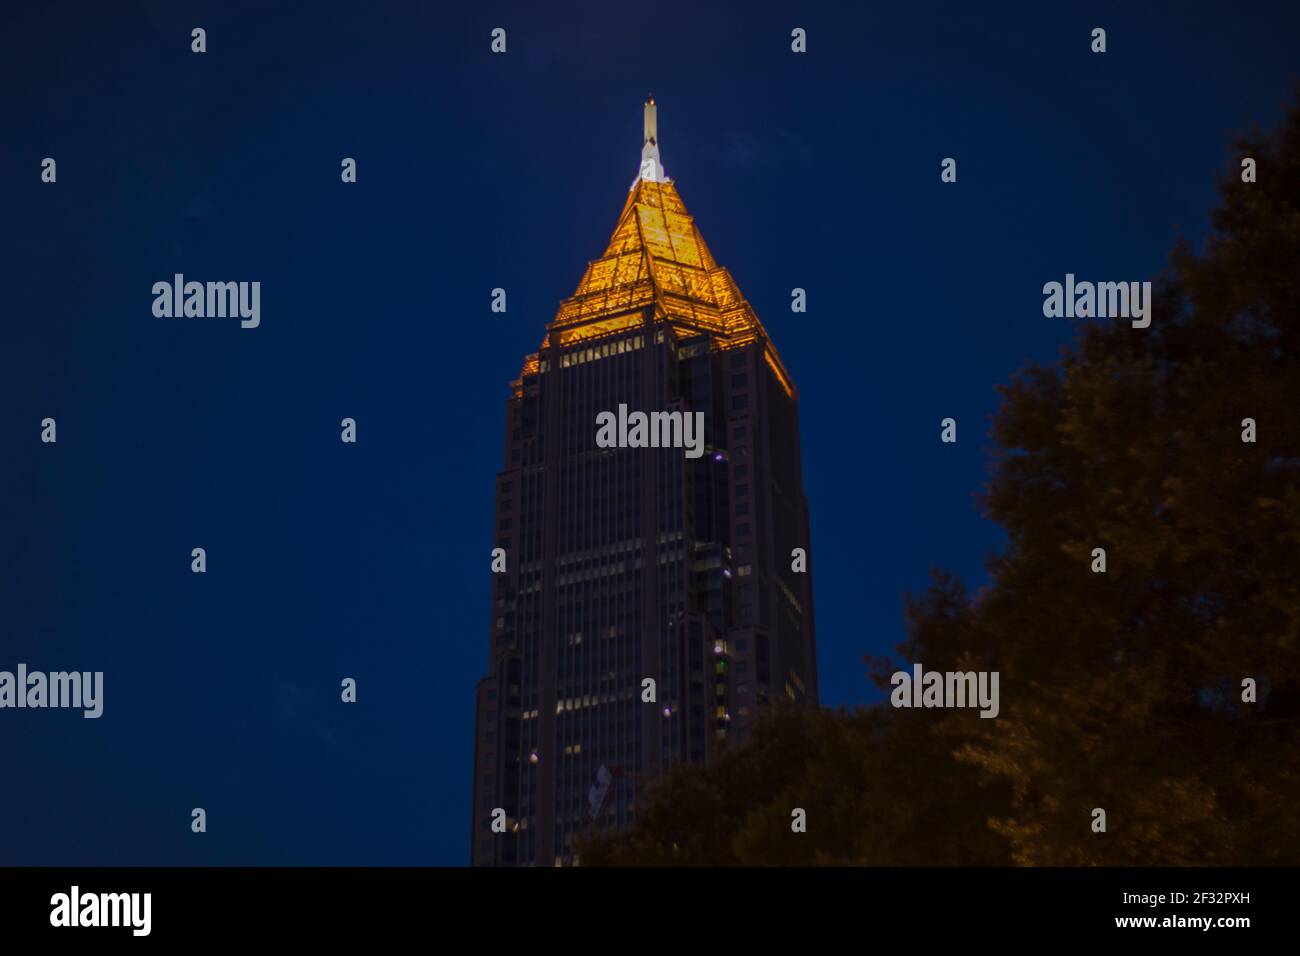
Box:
[514,98,794,399]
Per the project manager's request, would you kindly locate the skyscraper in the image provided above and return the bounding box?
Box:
[471,99,817,866]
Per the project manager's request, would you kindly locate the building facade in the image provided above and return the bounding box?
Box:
[470,100,817,866]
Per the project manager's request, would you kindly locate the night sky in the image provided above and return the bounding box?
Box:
[2,1,1297,865]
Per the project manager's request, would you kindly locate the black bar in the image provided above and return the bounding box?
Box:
[0,866,1281,941]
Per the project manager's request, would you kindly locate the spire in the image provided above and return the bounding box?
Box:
[513,112,797,401]
[637,95,666,185]
[644,95,657,146]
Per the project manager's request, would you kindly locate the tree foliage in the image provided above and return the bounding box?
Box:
[579,703,1012,866]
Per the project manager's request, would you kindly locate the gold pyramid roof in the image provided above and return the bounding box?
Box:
[516,103,794,398]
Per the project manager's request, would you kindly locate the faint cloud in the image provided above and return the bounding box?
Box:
[182,193,216,222]
[525,25,609,69]
[708,128,814,170]
[274,677,336,743]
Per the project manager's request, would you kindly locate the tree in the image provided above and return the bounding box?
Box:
[911,89,1300,865]
[579,703,1012,866]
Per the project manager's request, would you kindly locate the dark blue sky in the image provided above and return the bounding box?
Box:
[2,1,1296,865]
